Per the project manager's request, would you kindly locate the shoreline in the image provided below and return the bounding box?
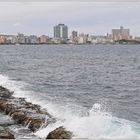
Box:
[0,42,140,46]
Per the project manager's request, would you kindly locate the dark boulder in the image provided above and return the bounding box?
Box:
[28,118,45,132]
[0,126,15,139]
[46,126,72,139]
[5,104,17,115]
[0,100,7,112]
[0,86,13,98]
[12,111,26,124]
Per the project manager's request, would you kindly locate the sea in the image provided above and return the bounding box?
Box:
[0,44,140,139]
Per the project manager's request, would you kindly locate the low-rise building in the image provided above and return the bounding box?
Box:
[0,35,7,44]
[17,33,25,44]
[28,35,39,44]
[78,33,88,44]
[39,35,50,44]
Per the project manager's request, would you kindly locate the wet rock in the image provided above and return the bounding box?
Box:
[0,99,7,105]
[46,126,72,139]
[12,111,26,124]
[28,118,45,132]
[0,100,8,112]
[5,104,17,115]
[0,86,13,98]
[0,126,15,139]
[0,86,54,133]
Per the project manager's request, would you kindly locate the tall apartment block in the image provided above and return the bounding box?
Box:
[54,24,68,39]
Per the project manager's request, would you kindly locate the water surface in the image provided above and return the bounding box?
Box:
[0,45,140,138]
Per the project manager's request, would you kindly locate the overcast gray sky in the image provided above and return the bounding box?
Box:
[0,2,140,37]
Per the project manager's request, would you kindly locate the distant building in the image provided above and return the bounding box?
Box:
[78,33,88,44]
[11,35,18,44]
[28,35,39,44]
[135,37,140,41]
[25,36,30,44]
[39,35,50,44]
[69,31,78,44]
[0,35,7,44]
[72,31,78,38]
[17,33,25,44]
[54,24,68,39]
[6,36,11,44]
[112,26,130,41]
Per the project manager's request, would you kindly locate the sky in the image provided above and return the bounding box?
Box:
[0,1,140,37]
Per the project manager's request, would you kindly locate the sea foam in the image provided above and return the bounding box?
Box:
[0,74,140,139]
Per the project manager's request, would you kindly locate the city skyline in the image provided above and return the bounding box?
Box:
[0,25,133,37]
[0,2,139,36]
[0,25,140,45]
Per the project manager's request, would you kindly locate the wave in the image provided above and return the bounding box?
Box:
[0,74,140,138]
[36,103,140,138]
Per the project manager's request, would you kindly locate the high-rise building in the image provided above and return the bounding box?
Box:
[112,26,130,41]
[54,24,68,39]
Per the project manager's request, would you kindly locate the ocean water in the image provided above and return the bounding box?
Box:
[0,44,140,138]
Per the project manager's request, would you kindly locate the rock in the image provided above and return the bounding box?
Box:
[5,104,17,115]
[46,126,72,139]
[12,111,26,124]
[0,100,7,112]
[0,126,15,139]
[0,99,7,105]
[0,86,54,133]
[28,118,45,132]
[0,86,13,98]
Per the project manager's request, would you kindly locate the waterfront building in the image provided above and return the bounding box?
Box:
[91,36,106,44]
[112,26,130,41]
[54,24,68,39]
[135,37,140,41]
[17,33,25,44]
[0,35,7,44]
[69,31,78,44]
[28,35,39,44]
[78,33,88,44]
[10,35,18,44]
[39,35,50,44]
[6,35,14,44]
[24,36,30,44]
[72,31,78,38]
[90,35,113,44]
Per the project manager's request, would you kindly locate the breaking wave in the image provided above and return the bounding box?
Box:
[0,74,140,138]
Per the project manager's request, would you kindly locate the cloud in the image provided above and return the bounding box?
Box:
[0,2,139,36]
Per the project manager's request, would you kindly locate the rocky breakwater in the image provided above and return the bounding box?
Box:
[0,86,73,139]
[0,86,54,133]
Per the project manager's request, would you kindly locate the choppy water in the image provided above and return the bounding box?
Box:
[1,44,140,138]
